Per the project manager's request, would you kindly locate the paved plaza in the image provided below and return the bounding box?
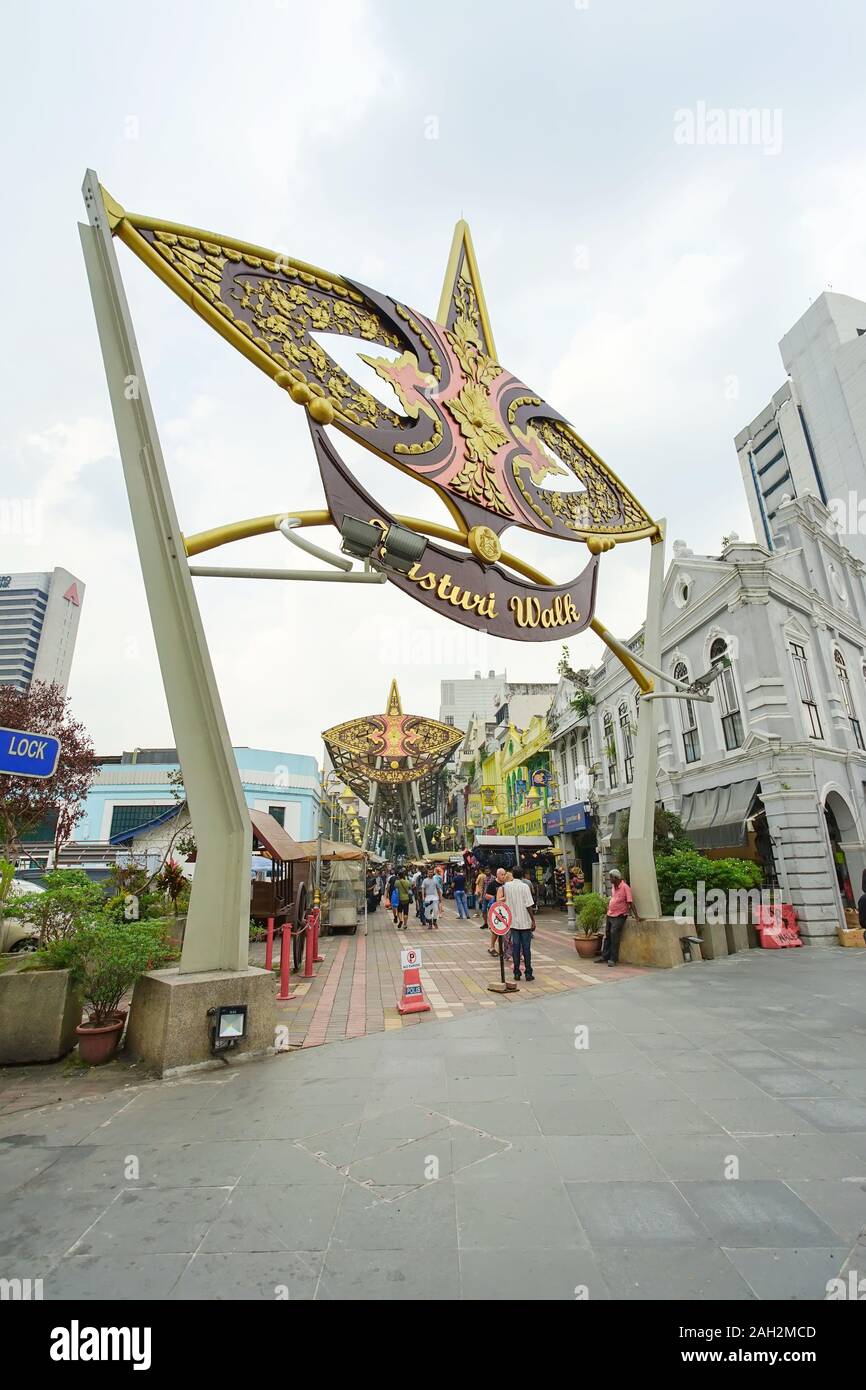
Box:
[263,898,643,1047]
[3,944,866,1300]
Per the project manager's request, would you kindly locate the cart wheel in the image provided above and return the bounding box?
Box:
[292,882,307,971]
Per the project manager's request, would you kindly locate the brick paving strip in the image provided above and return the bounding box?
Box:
[345,932,367,1038]
[300,937,351,1048]
[264,900,644,1049]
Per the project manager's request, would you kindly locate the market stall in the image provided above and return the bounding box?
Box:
[283,837,367,935]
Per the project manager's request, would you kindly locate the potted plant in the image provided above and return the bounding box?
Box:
[574,891,608,958]
[0,868,104,1065]
[73,917,175,1065]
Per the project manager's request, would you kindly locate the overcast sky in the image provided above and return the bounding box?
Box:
[3,0,865,759]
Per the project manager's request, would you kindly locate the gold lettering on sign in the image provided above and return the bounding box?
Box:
[509,594,579,629]
[405,564,578,629]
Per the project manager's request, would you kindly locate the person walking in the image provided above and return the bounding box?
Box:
[497,865,537,982]
[395,869,412,929]
[475,865,487,921]
[411,866,426,924]
[453,867,469,919]
[599,868,640,966]
[422,868,442,929]
[387,868,400,925]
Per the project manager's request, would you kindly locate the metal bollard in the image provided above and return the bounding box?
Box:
[277,925,296,1001]
[313,910,324,963]
[304,915,316,978]
[265,916,275,972]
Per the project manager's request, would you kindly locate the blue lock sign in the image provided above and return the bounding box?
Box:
[0,727,61,779]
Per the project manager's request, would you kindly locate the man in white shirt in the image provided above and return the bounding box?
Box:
[422,871,442,929]
[498,866,536,981]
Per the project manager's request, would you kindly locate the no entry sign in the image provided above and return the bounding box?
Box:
[488,902,512,936]
[0,727,61,779]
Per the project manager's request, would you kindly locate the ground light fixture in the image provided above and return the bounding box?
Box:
[207,1003,248,1054]
[339,515,428,574]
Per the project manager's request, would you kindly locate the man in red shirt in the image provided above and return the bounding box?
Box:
[600,869,640,967]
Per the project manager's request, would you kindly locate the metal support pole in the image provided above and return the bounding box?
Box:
[79,171,251,974]
[560,832,576,931]
[627,522,666,920]
[265,917,275,972]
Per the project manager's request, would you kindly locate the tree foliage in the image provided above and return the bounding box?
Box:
[0,682,95,858]
[614,807,694,879]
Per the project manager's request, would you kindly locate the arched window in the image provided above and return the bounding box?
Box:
[790,640,823,740]
[603,711,617,789]
[710,638,744,749]
[674,661,700,763]
[619,701,634,784]
[835,650,864,750]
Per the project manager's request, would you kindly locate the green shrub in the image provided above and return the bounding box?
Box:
[5,868,105,945]
[576,891,609,935]
[23,935,84,977]
[654,848,763,917]
[73,917,175,1026]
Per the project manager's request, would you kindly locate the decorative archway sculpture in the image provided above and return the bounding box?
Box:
[80,170,665,982]
[323,680,463,859]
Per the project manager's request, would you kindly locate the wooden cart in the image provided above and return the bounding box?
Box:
[249,811,309,969]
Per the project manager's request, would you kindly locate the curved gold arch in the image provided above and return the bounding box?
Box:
[183,510,653,692]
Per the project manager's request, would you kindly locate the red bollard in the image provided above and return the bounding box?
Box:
[277,925,296,1001]
[304,916,316,978]
[265,916,275,972]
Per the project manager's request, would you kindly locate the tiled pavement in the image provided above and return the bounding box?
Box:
[262,899,643,1047]
[3,946,866,1299]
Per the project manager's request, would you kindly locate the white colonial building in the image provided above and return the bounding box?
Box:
[547,492,866,943]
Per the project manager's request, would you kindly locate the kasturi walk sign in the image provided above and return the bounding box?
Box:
[0,726,61,779]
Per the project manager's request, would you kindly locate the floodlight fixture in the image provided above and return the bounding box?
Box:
[207,1003,248,1054]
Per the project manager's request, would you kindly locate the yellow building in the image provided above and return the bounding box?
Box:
[496,715,552,836]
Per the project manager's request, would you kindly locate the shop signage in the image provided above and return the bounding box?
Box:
[544,802,590,835]
[0,727,61,780]
[501,808,545,836]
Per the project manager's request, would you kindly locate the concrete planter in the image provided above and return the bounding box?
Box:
[697,921,729,961]
[0,967,83,1064]
[618,917,704,968]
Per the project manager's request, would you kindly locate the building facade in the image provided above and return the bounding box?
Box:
[0,568,84,694]
[576,496,866,942]
[74,746,320,850]
[736,292,866,561]
[438,671,506,734]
